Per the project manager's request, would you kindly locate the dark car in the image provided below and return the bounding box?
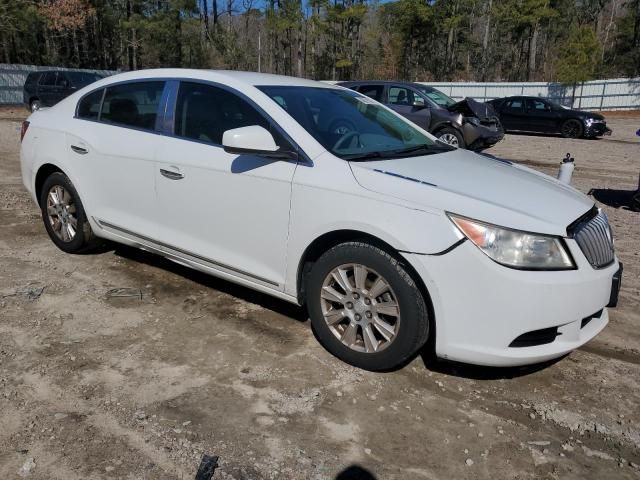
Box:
[487,96,612,139]
[337,80,504,150]
[23,70,104,112]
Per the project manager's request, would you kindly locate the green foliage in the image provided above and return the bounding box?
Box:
[555,25,602,83]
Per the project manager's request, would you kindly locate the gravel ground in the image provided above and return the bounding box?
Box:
[0,108,639,480]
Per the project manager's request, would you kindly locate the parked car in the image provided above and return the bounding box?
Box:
[487,96,612,139]
[20,69,621,371]
[23,70,105,112]
[337,80,504,150]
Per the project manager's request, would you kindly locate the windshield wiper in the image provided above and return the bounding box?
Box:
[390,143,454,156]
[342,151,388,161]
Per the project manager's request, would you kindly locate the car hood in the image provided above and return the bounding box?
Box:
[349,149,594,237]
[559,106,605,120]
[447,97,498,120]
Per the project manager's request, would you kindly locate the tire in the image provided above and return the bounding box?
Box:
[30,99,41,112]
[39,172,98,253]
[560,119,583,138]
[306,242,430,371]
[436,127,465,148]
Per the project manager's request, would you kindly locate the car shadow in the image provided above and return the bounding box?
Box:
[101,243,564,379]
[110,243,308,322]
[335,465,377,480]
[589,187,640,211]
[418,348,565,380]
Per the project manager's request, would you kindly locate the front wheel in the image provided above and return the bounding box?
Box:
[40,172,98,253]
[30,99,41,112]
[560,119,583,138]
[306,242,430,371]
[436,127,465,148]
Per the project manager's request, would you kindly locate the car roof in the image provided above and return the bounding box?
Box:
[93,69,341,90]
[339,80,430,88]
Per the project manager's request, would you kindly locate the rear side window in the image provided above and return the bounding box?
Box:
[357,85,384,102]
[25,73,40,86]
[505,98,524,110]
[77,89,104,120]
[175,82,270,145]
[40,72,57,86]
[100,81,164,130]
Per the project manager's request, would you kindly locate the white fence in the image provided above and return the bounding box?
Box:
[0,63,115,105]
[420,78,640,111]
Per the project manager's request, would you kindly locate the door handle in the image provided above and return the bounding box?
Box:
[160,168,184,180]
[70,145,88,155]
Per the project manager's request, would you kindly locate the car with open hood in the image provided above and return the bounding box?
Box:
[337,80,504,151]
[487,96,612,138]
[20,69,621,371]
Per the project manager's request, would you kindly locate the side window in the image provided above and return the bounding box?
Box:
[77,89,104,120]
[100,81,164,130]
[388,86,414,105]
[505,98,524,111]
[175,82,270,145]
[40,72,57,86]
[527,99,549,111]
[357,85,384,102]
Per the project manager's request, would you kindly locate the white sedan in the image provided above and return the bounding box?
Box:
[19,69,622,371]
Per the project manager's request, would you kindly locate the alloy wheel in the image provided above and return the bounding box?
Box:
[320,263,401,353]
[438,133,459,147]
[562,120,581,138]
[46,185,78,242]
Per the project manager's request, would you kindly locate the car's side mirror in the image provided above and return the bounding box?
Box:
[412,97,426,108]
[222,125,296,159]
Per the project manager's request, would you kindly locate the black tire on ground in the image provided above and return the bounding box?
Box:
[436,126,466,148]
[306,242,430,371]
[30,99,41,112]
[560,119,584,138]
[39,172,98,253]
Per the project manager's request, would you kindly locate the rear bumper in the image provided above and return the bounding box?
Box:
[404,239,619,367]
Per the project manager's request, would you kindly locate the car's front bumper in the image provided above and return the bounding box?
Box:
[404,239,619,367]
[584,122,612,137]
[463,122,505,151]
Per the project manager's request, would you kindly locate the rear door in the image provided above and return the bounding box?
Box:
[53,72,72,105]
[67,80,166,239]
[498,97,526,131]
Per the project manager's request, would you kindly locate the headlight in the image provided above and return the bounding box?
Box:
[585,118,603,126]
[448,214,575,270]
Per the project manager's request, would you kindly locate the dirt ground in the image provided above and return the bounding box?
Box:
[0,107,639,480]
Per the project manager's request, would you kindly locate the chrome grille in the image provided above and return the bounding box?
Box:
[573,210,615,268]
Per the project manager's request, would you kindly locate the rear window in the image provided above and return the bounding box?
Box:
[100,81,164,130]
[77,89,104,120]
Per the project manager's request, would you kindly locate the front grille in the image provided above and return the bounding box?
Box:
[571,209,615,269]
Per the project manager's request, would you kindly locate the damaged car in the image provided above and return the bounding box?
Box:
[338,80,504,150]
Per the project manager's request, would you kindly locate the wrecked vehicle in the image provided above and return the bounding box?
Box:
[337,80,504,150]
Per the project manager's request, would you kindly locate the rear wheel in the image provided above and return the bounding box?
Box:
[40,172,98,253]
[561,119,583,138]
[306,242,430,371]
[436,127,465,148]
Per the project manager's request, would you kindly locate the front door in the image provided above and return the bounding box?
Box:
[154,81,297,289]
[525,98,561,133]
[386,85,431,129]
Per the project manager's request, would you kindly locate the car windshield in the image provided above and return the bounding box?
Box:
[416,86,456,107]
[67,72,103,86]
[258,86,452,160]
